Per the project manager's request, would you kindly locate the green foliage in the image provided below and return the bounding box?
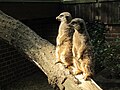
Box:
[102,42,120,78]
[86,21,120,79]
[86,21,106,72]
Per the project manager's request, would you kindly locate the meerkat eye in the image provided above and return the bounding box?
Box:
[71,21,76,25]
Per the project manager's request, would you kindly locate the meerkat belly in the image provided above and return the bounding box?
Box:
[73,31,86,48]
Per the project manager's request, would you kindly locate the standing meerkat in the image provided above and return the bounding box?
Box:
[55,12,74,68]
[69,18,94,80]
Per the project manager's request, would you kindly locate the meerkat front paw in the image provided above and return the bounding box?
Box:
[72,68,82,75]
[55,59,63,65]
[83,74,91,81]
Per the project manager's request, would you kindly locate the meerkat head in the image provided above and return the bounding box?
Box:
[69,18,86,33]
[56,12,72,23]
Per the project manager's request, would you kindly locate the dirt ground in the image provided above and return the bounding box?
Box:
[2,71,54,90]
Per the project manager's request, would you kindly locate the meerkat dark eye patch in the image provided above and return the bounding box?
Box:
[71,21,77,25]
[60,15,64,17]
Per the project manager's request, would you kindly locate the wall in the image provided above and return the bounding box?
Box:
[62,1,120,43]
[21,17,59,45]
[0,0,60,2]
[0,2,62,20]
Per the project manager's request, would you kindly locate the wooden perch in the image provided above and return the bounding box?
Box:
[0,10,102,90]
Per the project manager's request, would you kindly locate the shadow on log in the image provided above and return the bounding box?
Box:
[0,10,102,90]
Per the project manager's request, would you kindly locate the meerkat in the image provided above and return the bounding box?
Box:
[55,12,74,68]
[69,18,94,80]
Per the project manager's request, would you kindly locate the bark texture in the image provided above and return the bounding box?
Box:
[0,10,102,90]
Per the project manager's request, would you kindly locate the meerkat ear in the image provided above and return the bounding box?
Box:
[80,23,85,30]
[66,16,72,21]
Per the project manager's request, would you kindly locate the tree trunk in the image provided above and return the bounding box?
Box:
[0,10,102,90]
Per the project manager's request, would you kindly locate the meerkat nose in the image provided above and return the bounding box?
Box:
[56,16,59,20]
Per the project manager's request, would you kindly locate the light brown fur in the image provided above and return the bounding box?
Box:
[70,18,94,80]
[56,12,74,67]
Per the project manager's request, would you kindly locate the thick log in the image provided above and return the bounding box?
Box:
[0,10,102,90]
